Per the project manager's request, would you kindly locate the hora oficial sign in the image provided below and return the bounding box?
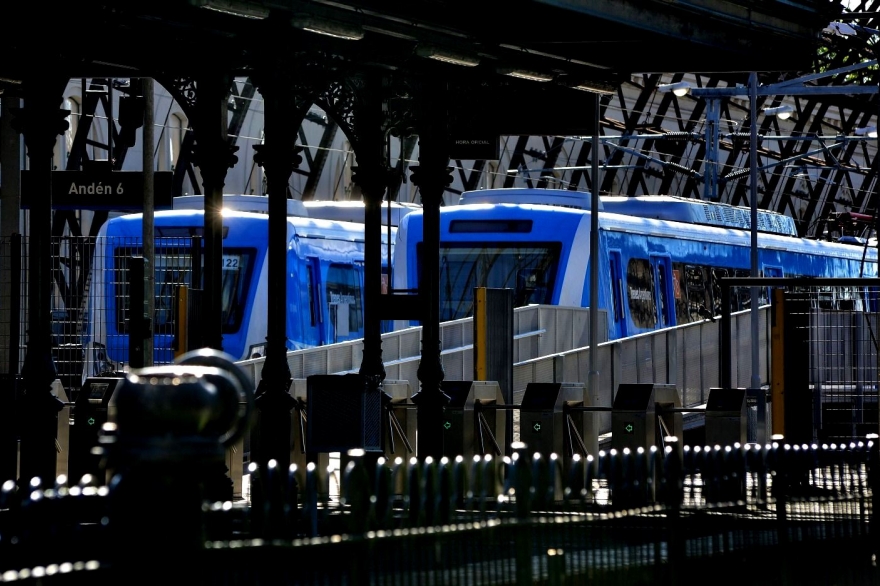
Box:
[21,170,173,210]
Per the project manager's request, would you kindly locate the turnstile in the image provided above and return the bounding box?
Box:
[705,388,748,446]
[518,382,596,466]
[382,380,415,460]
[441,381,506,460]
[612,383,682,455]
[54,379,72,481]
[69,376,125,482]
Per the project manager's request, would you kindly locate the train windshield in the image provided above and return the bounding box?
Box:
[419,243,560,321]
[113,246,255,334]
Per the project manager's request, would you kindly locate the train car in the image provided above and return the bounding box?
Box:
[392,188,879,340]
[84,195,395,375]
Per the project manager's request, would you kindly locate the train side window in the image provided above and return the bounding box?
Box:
[326,263,363,341]
[675,263,712,323]
[307,257,321,329]
[609,250,625,325]
[710,267,737,314]
[691,265,714,320]
[626,258,656,329]
[671,263,688,324]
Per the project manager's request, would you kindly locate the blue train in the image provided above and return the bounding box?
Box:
[84,195,413,375]
[392,188,879,340]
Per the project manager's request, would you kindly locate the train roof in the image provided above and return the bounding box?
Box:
[458,188,595,210]
[402,199,876,262]
[600,195,799,237]
[104,207,381,244]
[171,194,420,227]
[172,194,308,216]
[456,189,799,237]
[303,200,421,226]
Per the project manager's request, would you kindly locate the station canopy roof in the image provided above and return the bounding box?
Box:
[0,0,844,97]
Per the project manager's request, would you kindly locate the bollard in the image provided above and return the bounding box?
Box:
[100,349,253,582]
[547,548,567,586]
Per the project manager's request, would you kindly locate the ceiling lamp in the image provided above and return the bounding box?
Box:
[191,0,269,19]
[415,45,480,67]
[292,15,365,40]
[571,81,616,95]
[658,81,691,97]
[499,68,553,82]
[856,125,878,138]
[763,104,794,120]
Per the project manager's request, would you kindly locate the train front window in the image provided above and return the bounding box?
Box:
[420,243,559,321]
[219,253,254,330]
[113,245,255,334]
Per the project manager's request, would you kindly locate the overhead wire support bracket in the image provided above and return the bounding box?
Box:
[689,59,880,99]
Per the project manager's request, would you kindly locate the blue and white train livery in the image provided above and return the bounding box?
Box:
[85,195,404,374]
[392,188,878,341]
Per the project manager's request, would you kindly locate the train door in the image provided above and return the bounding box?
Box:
[651,255,675,328]
[608,250,627,338]
[307,256,326,346]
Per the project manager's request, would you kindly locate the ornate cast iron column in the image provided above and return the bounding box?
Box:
[169,75,239,352]
[12,77,68,484]
[249,67,304,473]
[409,82,452,460]
[350,75,392,391]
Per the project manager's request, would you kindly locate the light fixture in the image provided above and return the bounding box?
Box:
[571,81,616,95]
[415,45,480,67]
[191,0,269,19]
[855,125,877,138]
[499,68,553,82]
[763,104,794,120]
[786,164,811,179]
[291,15,364,40]
[658,81,691,97]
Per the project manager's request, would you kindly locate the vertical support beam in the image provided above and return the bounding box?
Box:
[1,95,22,375]
[0,96,22,481]
[143,78,155,367]
[704,97,720,201]
[771,288,785,437]
[190,74,238,352]
[588,94,601,411]
[721,284,731,389]
[250,68,300,478]
[748,72,765,445]
[409,82,451,460]
[782,291,813,443]
[13,77,68,484]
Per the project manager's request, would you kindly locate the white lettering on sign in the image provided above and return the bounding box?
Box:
[68,182,125,195]
[329,293,356,305]
[628,287,653,301]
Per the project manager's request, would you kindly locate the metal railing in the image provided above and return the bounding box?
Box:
[237,304,770,442]
[0,440,876,585]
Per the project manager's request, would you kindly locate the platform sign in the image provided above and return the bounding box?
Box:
[449,135,499,160]
[21,170,173,210]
